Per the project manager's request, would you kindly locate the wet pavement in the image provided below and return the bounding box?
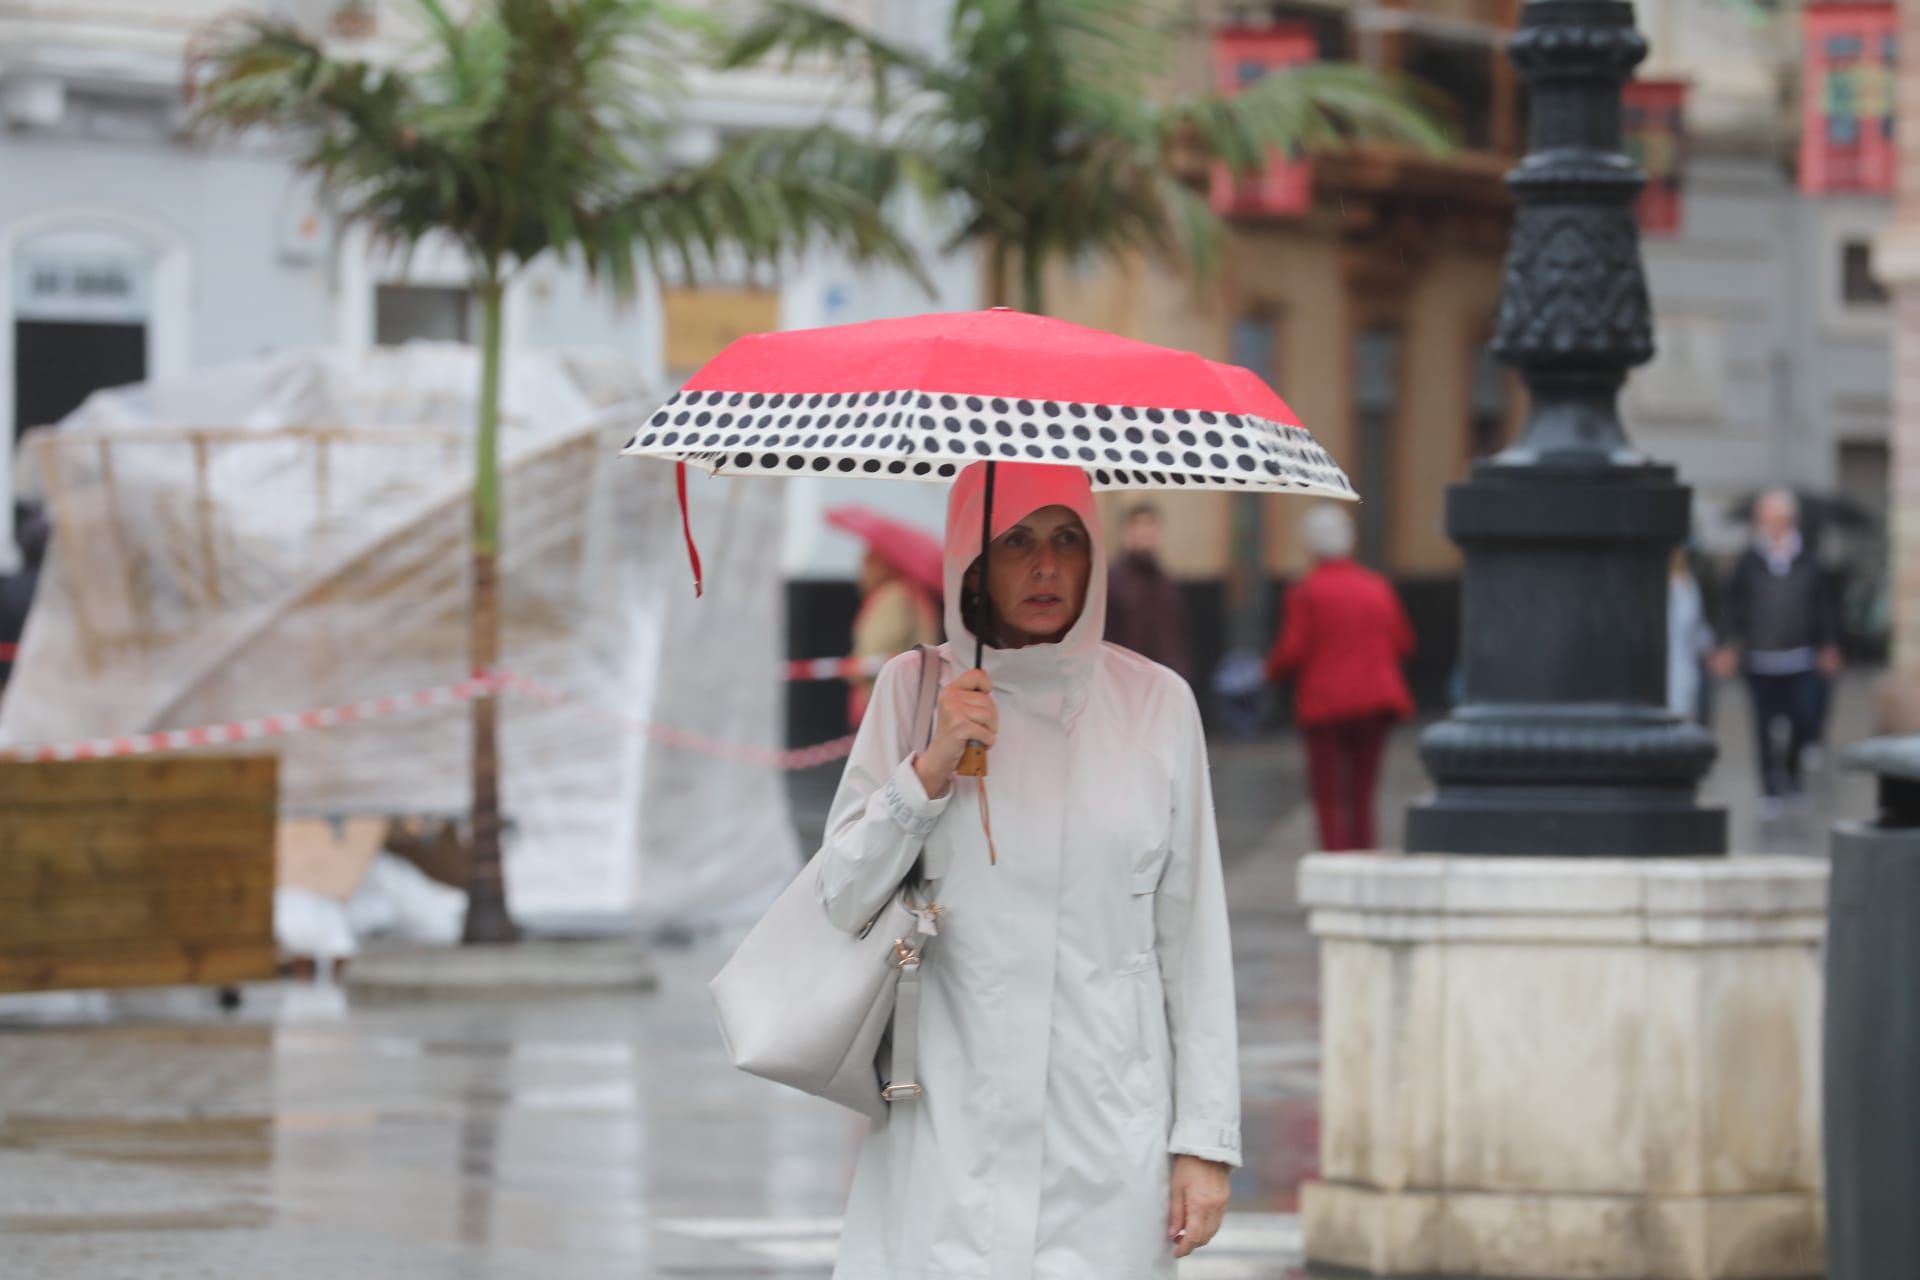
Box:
[0,676,1873,1277]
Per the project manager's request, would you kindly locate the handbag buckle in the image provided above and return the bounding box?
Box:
[891,939,921,969]
[881,1081,924,1102]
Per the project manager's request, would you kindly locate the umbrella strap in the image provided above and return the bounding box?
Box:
[676,462,704,598]
[978,777,999,867]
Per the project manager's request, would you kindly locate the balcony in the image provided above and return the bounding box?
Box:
[1209,0,1521,222]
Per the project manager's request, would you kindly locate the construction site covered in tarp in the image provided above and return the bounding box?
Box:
[1,344,798,933]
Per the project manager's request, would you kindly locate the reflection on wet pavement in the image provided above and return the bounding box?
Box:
[0,679,1851,1277]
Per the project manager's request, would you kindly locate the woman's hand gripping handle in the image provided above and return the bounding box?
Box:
[913,669,996,800]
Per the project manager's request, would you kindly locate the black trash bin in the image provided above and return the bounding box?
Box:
[1825,736,1920,1279]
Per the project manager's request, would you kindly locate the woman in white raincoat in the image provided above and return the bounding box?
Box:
[818,460,1241,1279]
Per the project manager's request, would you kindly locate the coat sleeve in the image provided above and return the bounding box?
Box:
[1720,555,1750,650]
[1264,584,1310,684]
[1156,685,1243,1167]
[1389,583,1416,658]
[816,651,954,934]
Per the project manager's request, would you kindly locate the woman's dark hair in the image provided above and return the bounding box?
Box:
[959,556,1002,647]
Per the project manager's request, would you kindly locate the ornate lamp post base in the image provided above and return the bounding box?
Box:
[1403,0,1724,856]
[1407,459,1724,856]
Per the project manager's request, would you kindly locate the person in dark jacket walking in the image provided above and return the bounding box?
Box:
[1106,502,1192,681]
[1265,505,1415,851]
[1711,488,1842,813]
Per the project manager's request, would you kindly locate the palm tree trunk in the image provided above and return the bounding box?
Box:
[464,276,519,945]
[1020,237,1045,316]
[988,239,1011,309]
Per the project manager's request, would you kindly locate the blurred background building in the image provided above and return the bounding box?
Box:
[1043,0,1901,719]
[0,0,1906,744]
[0,0,977,574]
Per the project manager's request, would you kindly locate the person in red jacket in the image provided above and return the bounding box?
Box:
[1265,505,1416,851]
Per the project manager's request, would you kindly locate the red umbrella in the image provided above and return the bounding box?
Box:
[825,505,944,598]
[622,309,1352,775]
[626,309,1345,496]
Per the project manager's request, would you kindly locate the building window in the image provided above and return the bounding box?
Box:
[1257,3,1351,58]
[1467,342,1509,462]
[375,285,474,345]
[1404,35,1496,152]
[1353,327,1400,568]
[1841,239,1889,308]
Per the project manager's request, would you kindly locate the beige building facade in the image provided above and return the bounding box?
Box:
[1050,0,1522,701]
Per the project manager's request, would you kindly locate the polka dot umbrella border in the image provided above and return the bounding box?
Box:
[626,385,1351,496]
[618,309,1355,500]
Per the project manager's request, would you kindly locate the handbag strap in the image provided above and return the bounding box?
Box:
[896,643,943,897]
[885,646,944,1107]
[910,643,941,754]
[884,950,926,1104]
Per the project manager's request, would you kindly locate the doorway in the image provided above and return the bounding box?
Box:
[13,319,146,439]
[1353,327,1401,568]
[1229,312,1280,651]
[11,234,154,438]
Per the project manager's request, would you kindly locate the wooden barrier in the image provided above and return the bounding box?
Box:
[0,756,278,993]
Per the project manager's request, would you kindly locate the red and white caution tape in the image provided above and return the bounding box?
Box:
[0,669,855,771]
[0,674,510,764]
[4,644,881,681]
[497,670,855,769]
[785,654,889,682]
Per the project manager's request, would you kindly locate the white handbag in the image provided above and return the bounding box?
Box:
[709,646,945,1122]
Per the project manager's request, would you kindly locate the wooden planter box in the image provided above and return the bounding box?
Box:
[0,756,278,993]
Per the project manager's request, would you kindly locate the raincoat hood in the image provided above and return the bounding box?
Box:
[944,462,1106,724]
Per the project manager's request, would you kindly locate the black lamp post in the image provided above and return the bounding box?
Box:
[1404,0,1726,856]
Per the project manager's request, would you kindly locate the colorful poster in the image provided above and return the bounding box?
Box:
[1624,79,1687,235]
[1800,3,1899,194]
[1209,26,1317,218]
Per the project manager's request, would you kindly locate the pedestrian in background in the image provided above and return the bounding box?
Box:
[1711,488,1843,815]
[1668,545,1714,725]
[1265,505,1415,852]
[1105,502,1192,681]
[847,547,941,728]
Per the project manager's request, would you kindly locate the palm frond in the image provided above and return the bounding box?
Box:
[718,0,949,112]
[188,0,933,292]
[587,127,930,296]
[1174,63,1456,173]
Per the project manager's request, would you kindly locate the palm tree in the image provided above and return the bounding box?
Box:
[189,0,921,944]
[724,0,1451,315]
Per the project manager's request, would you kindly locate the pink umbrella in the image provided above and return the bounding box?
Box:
[825,506,944,598]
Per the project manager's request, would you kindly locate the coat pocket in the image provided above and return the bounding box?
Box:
[1118,867,1160,976]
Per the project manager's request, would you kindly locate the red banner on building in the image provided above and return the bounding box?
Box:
[1800,2,1898,195]
[1624,79,1687,235]
[1210,25,1317,218]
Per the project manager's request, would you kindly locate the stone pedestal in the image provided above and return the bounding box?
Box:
[1298,854,1827,1280]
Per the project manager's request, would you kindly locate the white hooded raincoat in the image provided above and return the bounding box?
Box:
[819,462,1241,1280]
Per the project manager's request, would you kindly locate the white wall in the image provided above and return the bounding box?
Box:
[1626,0,1892,553]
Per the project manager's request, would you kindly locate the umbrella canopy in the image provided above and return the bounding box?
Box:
[619,309,1353,498]
[825,505,944,598]
[620,309,1352,777]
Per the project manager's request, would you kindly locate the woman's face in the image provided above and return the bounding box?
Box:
[983,505,1092,646]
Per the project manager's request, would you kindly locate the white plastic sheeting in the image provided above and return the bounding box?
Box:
[3,344,798,928]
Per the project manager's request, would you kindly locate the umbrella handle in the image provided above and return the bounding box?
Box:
[956,740,989,777]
